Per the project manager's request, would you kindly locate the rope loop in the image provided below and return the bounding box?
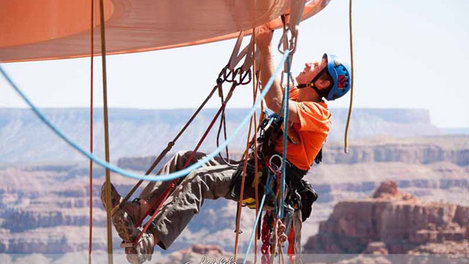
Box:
[222,66,252,85]
[237,68,252,85]
[218,65,229,83]
[277,0,306,55]
[278,29,297,55]
[277,16,291,55]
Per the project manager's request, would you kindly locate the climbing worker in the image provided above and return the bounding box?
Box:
[101,25,351,264]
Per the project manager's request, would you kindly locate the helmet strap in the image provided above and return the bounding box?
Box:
[296,83,311,89]
[296,69,330,99]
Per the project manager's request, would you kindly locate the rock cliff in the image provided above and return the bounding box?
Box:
[304,181,469,255]
[323,136,469,166]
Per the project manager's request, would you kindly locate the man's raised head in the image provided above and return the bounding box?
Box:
[296,53,351,101]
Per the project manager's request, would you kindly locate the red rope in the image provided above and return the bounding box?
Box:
[132,84,238,246]
[261,212,272,264]
[111,86,219,217]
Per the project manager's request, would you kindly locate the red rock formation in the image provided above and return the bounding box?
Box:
[372,180,416,201]
[304,181,469,255]
[373,180,400,198]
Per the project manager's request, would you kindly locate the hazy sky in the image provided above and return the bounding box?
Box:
[1,0,468,128]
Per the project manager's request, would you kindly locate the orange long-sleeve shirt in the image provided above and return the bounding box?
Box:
[274,88,331,171]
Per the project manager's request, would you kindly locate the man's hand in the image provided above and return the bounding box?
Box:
[255,24,274,51]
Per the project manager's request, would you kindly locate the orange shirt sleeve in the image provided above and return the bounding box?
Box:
[293,101,331,133]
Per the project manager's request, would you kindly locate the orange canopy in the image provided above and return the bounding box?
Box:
[0,0,330,63]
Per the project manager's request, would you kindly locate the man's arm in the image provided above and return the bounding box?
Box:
[256,26,300,124]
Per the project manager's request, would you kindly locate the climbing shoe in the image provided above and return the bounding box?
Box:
[100,182,123,210]
[123,230,155,264]
[100,183,142,241]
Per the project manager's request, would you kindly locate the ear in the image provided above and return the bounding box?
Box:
[316,79,331,90]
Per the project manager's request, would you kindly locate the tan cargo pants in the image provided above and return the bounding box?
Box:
[138,151,238,249]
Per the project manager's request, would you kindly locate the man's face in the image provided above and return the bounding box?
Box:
[295,56,328,86]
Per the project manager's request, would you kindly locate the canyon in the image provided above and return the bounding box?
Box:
[0,108,468,262]
[0,136,467,257]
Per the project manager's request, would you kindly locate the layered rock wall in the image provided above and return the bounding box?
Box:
[323,141,469,166]
[1,136,468,254]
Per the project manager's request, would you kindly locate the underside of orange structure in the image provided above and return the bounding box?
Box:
[0,0,330,63]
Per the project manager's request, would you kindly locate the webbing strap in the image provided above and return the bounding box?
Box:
[228,31,259,72]
[286,0,306,55]
[293,210,303,262]
[228,31,245,70]
[278,0,306,56]
[288,0,306,31]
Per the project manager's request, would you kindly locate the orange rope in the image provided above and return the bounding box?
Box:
[251,26,261,264]
[88,0,95,263]
[344,0,354,153]
[233,115,255,260]
[98,0,113,262]
[233,27,262,262]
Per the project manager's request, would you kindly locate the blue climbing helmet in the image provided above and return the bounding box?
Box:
[323,53,352,101]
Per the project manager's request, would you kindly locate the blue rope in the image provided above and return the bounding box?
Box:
[278,55,292,219]
[0,50,290,182]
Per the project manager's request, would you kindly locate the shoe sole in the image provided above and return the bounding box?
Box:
[112,209,140,242]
